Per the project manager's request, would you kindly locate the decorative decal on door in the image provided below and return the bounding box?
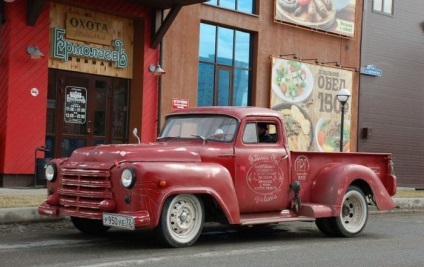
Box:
[64,86,87,124]
[294,155,310,180]
[246,154,284,199]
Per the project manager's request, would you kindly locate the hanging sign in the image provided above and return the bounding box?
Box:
[65,86,87,124]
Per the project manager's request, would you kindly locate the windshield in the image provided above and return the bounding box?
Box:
[160,115,239,142]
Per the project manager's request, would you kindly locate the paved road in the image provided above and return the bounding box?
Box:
[1,211,424,267]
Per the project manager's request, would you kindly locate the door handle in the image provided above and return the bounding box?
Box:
[87,120,92,134]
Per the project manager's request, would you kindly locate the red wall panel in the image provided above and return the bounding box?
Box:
[1,0,158,176]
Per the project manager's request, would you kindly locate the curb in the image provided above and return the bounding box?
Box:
[0,207,63,225]
[1,198,423,225]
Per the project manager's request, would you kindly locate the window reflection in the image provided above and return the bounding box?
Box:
[198,23,252,107]
[206,0,255,14]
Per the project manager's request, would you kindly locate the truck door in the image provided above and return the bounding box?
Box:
[234,119,290,213]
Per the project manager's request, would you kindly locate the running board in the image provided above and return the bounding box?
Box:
[240,210,314,225]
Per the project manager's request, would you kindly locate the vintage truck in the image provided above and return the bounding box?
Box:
[39,106,397,247]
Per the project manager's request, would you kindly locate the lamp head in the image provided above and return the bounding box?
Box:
[336,88,351,104]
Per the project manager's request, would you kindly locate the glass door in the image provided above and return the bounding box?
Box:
[46,70,129,158]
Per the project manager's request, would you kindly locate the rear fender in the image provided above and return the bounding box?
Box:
[310,163,396,215]
[137,162,240,227]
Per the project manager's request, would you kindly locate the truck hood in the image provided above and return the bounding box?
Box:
[61,142,202,170]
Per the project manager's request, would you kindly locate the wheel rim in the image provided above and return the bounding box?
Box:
[340,190,367,234]
[166,195,202,242]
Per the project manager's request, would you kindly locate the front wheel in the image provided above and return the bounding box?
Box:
[157,194,204,248]
[71,217,110,234]
[323,185,368,237]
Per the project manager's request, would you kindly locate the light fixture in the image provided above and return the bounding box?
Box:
[336,88,351,152]
[279,53,299,60]
[149,64,166,76]
[302,58,320,64]
[26,46,44,59]
[4,0,15,2]
[321,61,340,67]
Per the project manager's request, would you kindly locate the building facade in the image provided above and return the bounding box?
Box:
[6,0,419,188]
[359,0,424,188]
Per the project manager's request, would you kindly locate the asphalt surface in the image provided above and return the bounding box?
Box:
[1,187,424,225]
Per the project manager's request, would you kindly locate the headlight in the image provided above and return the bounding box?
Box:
[121,168,136,188]
[45,164,57,182]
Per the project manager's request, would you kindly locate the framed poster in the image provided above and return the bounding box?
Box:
[270,57,353,152]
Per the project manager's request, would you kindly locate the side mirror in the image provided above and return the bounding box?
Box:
[213,129,224,140]
[132,128,141,144]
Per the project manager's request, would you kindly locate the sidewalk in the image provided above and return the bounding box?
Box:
[1,187,424,225]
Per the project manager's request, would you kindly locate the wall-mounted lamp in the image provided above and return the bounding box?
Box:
[149,64,166,76]
[27,46,44,59]
[279,53,299,60]
[302,58,320,64]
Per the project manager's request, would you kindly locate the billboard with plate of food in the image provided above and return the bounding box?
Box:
[274,0,356,38]
[270,57,353,152]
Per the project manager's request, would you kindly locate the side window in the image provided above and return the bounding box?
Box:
[242,123,257,143]
[242,122,278,143]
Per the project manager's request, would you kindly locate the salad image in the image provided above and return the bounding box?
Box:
[272,59,313,103]
[315,118,350,152]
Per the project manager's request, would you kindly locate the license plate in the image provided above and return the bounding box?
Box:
[103,213,135,230]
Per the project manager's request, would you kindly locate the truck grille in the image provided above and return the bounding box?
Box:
[58,169,112,219]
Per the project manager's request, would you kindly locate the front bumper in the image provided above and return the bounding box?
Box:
[38,202,152,228]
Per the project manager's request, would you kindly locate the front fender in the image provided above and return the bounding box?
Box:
[135,162,240,227]
[310,163,396,215]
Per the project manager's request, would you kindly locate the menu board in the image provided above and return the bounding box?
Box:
[270,57,353,152]
[274,0,356,38]
[64,86,87,124]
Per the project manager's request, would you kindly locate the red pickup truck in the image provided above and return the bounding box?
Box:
[39,106,397,247]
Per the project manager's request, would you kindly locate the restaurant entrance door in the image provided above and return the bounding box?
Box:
[46,70,130,158]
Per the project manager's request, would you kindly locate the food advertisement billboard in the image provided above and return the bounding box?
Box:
[270,57,353,152]
[274,0,356,38]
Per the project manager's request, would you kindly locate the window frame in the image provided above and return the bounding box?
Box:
[198,23,253,107]
[205,0,257,15]
[372,0,394,16]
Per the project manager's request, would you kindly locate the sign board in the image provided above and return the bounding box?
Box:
[64,86,87,124]
[360,65,382,77]
[274,0,357,38]
[270,57,353,152]
[65,13,113,45]
[172,98,189,110]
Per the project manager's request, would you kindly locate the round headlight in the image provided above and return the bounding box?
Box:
[45,164,57,182]
[121,168,136,188]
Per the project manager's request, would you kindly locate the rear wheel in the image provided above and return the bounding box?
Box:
[71,217,110,234]
[321,186,368,237]
[157,194,204,248]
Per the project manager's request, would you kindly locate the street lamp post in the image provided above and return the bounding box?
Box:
[336,89,351,152]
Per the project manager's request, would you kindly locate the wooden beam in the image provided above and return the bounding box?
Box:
[150,4,182,49]
[27,0,47,26]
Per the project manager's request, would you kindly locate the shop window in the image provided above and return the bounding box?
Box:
[198,23,252,107]
[206,0,256,14]
[372,0,394,16]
